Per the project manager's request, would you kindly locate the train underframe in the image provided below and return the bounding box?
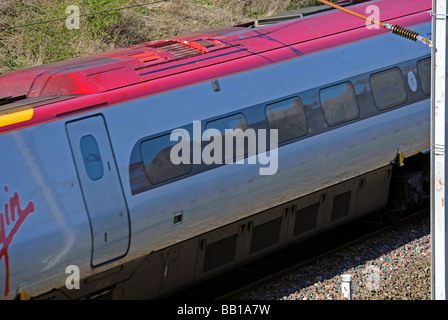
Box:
[34,151,430,300]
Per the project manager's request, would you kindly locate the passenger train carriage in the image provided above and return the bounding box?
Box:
[0,0,432,299]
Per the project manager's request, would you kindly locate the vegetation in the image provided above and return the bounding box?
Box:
[0,0,334,74]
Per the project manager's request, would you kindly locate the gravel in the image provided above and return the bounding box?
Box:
[241,215,431,300]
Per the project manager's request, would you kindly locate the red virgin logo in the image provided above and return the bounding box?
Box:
[0,186,35,297]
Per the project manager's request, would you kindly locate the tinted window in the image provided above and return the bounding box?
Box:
[205,113,250,163]
[80,135,104,181]
[265,97,308,144]
[205,113,248,133]
[141,133,192,185]
[320,82,359,126]
[370,67,407,110]
[417,58,431,96]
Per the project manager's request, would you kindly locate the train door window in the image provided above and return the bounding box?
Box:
[370,67,407,110]
[417,58,431,96]
[141,133,192,185]
[80,135,104,181]
[204,113,250,163]
[320,82,359,126]
[265,97,308,144]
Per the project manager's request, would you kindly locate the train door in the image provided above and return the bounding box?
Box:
[66,115,130,267]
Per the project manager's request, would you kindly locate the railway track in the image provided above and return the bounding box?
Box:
[165,203,429,300]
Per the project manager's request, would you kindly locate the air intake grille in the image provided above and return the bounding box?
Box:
[149,41,204,59]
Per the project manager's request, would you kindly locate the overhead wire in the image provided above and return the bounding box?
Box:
[0,0,170,32]
[315,0,431,47]
[0,0,432,44]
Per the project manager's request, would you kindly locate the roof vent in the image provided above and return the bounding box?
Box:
[129,51,161,63]
[193,39,215,48]
[147,40,207,59]
[0,95,27,106]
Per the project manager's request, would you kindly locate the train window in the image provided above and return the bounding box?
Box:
[417,58,431,96]
[140,133,192,185]
[370,67,407,110]
[265,97,308,144]
[205,113,248,134]
[320,82,359,126]
[80,135,104,181]
[205,113,250,163]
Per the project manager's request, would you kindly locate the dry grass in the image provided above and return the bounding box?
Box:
[0,0,334,74]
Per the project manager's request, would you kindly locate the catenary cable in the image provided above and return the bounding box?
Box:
[315,0,431,46]
[0,0,170,31]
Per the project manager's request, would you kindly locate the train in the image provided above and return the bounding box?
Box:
[0,0,432,299]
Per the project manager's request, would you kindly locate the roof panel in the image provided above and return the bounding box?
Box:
[0,0,432,103]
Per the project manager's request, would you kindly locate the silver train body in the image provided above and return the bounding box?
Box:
[0,11,431,299]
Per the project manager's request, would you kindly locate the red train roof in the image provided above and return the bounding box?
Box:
[0,0,432,134]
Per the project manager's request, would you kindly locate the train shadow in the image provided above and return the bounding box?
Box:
[240,208,430,300]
